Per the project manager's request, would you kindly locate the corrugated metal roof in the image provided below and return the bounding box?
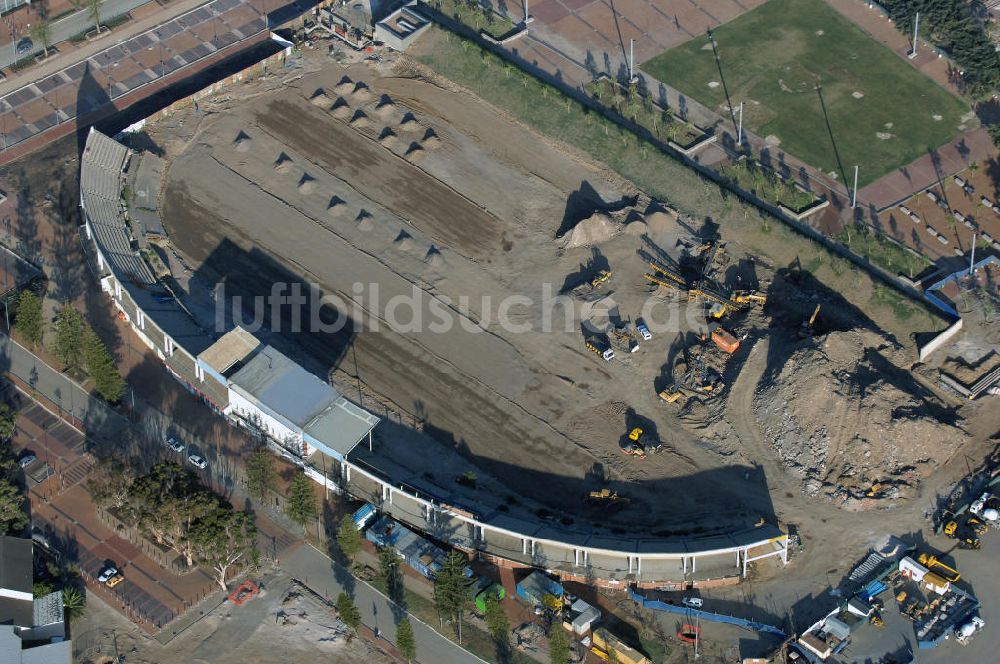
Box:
[198,326,261,376]
[303,395,380,459]
[230,346,338,428]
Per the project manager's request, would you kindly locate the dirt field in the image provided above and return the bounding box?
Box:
[136,47,999,576]
[73,574,393,664]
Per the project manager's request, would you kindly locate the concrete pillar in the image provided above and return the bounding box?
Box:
[531,540,537,557]
[636,556,641,576]
[691,556,696,574]
[368,430,373,451]
[736,550,741,569]
[345,464,351,482]
[583,550,589,567]
[683,556,688,574]
[522,539,528,555]
[627,556,633,574]
[574,549,580,566]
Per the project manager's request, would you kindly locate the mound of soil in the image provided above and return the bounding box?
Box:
[298,174,316,194]
[753,330,965,503]
[274,153,293,174]
[645,209,677,235]
[562,212,615,248]
[334,76,354,95]
[309,89,331,106]
[624,219,648,236]
[233,131,252,152]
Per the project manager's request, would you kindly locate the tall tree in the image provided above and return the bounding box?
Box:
[484,594,510,641]
[86,0,104,33]
[244,448,275,501]
[433,550,471,642]
[86,458,134,510]
[336,513,363,562]
[52,306,85,373]
[548,621,570,664]
[395,617,417,662]
[0,403,17,442]
[285,473,317,527]
[14,290,43,348]
[336,592,361,631]
[379,546,404,606]
[82,327,125,402]
[0,479,27,535]
[189,506,257,590]
[29,20,52,58]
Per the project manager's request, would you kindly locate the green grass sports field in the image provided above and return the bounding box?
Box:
[642,0,970,187]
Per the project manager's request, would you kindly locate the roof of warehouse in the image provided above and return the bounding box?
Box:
[198,326,261,376]
[230,345,339,428]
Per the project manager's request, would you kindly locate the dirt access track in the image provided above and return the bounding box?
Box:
[149,56,993,552]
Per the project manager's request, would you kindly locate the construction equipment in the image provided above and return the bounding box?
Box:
[611,326,640,353]
[587,488,629,505]
[624,427,663,456]
[944,520,958,537]
[590,270,613,289]
[917,553,961,583]
[710,327,740,354]
[658,386,684,404]
[732,290,767,307]
[870,613,885,629]
[968,517,989,536]
[865,482,883,498]
[586,340,615,362]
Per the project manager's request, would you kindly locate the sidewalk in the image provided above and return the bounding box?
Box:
[0,0,154,71]
[0,0,207,95]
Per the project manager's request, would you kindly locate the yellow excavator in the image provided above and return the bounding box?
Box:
[590,270,613,289]
[732,290,767,307]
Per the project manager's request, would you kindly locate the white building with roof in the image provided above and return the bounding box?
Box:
[219,340,379,462]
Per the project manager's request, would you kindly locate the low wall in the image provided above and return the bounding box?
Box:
[629,589,787,639]
[918,317,963,362]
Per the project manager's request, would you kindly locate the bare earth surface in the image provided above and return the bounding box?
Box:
[142,52,999,585]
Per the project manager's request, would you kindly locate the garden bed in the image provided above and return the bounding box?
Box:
[718,158,823,215]
[424,0,516,41]
[586,75,710,152]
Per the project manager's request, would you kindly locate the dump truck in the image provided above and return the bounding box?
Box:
[710,328,740,354]
[917,553,961,583]
[586,340,615,362]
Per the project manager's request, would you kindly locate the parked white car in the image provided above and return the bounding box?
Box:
[636,321,652,341]
[165,436,184,453]
[682,597,704,608]
[187,454,208,469]
[98,566,118,583]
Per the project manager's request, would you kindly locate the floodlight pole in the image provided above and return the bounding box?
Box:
[908,11,919,59]
[707,30,740,145]
[737,101,744,145]
[852,165,859,209]
[970,233,976,275]
[523,0,533,24]
[629,38,638,83]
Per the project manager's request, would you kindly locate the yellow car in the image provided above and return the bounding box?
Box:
[106,573,124,588]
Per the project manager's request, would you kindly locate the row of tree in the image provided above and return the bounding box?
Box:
[87,460,257,590]
[15,291,125,402]
[244,448,319,528]
[0,405,27,536]
[879,0,1000,95]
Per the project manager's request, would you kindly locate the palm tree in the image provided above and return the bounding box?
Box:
[62,587,86,621]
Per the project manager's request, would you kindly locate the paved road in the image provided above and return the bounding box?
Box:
[0,331,128,441]
[2,0,153,70]
[281,544,488,664]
